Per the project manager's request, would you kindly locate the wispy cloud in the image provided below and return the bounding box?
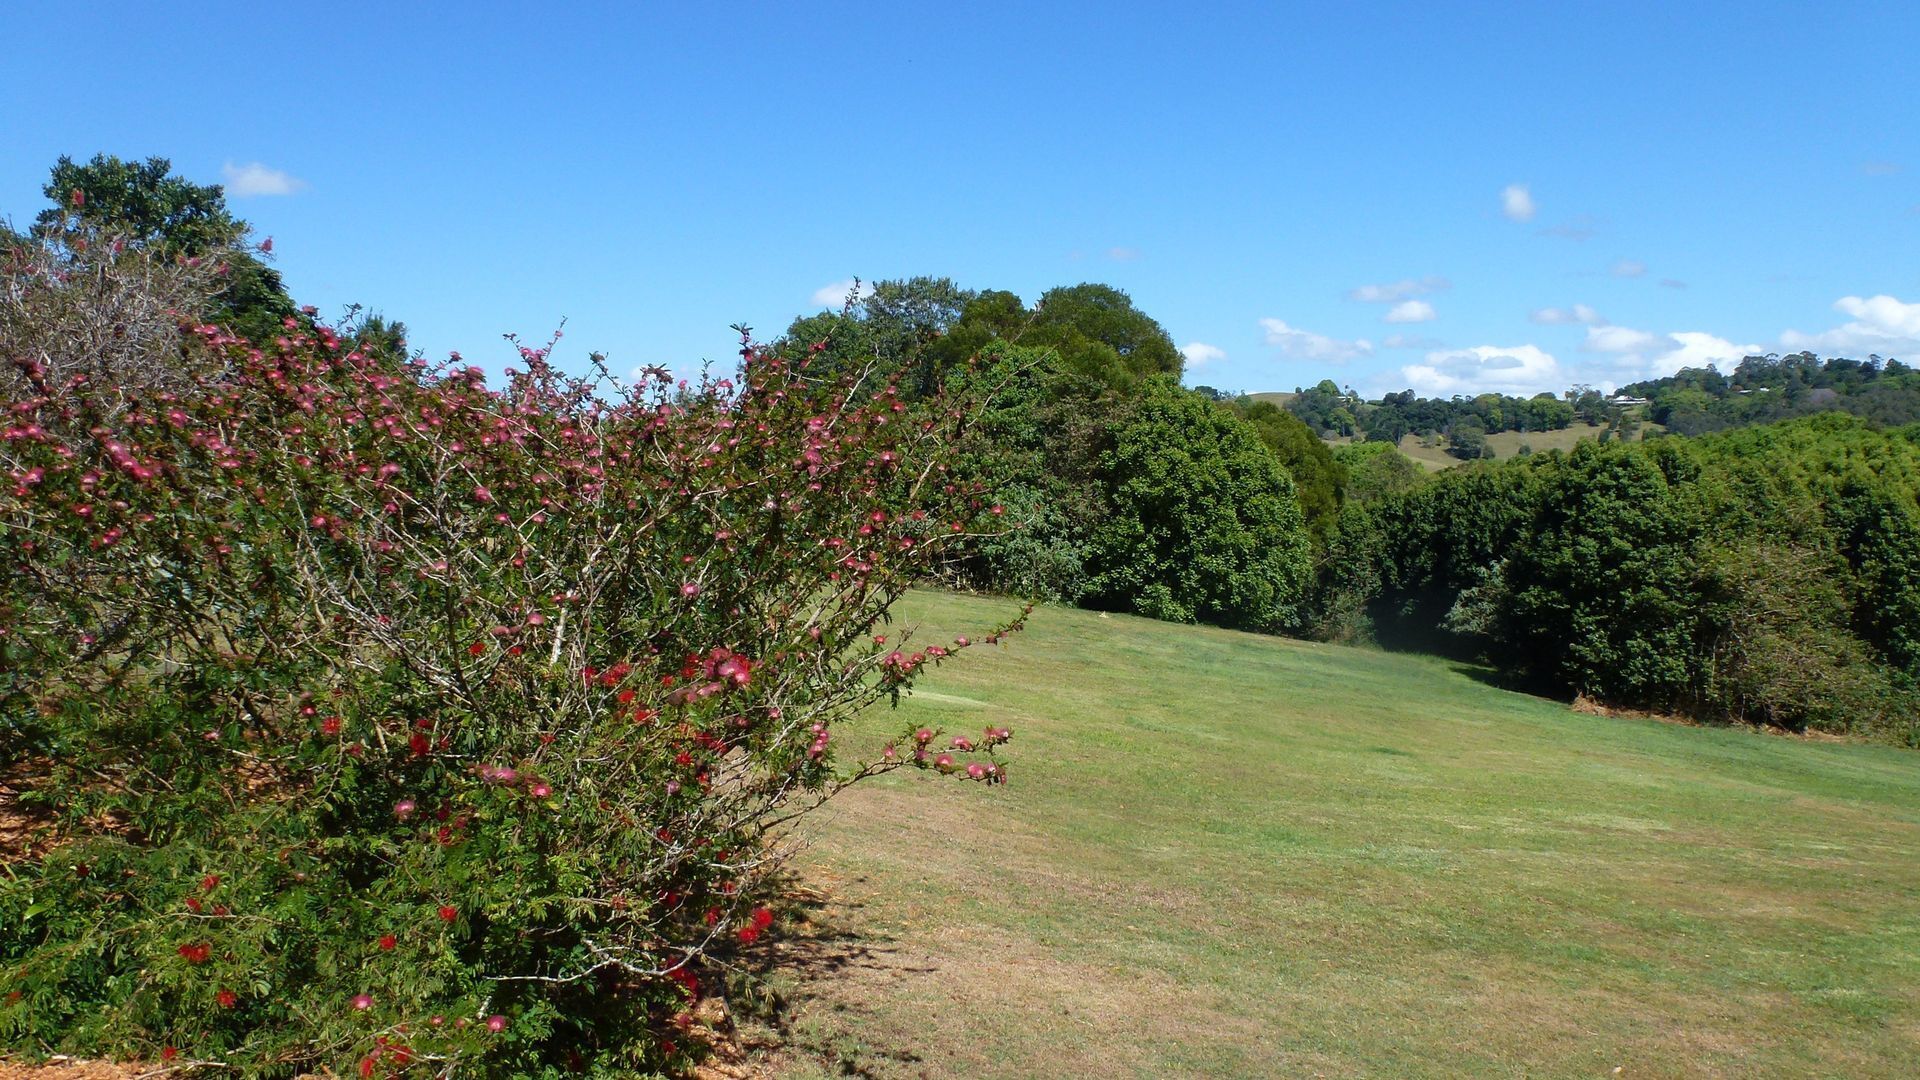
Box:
[1384,299,1437,324]
[1611,258,1647,278]
[1529,304,1604,326]
[810,279,874,308]
[221,161,307,197]
[1180,342,1225,367]
[1105,246,1142,261]
[1259,318,1372,364]
[1659,278,1688,289]
[1382,334,1443,350]
[1862,160,1902,176]
[1537,213,1598,241]
[1501,183,1537,223]
[1584,325,1662,353]
[1348,275,1449,303]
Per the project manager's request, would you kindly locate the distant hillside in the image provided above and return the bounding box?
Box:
[1621,351,1920,434]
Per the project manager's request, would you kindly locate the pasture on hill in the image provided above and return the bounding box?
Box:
[757,591,1920,1078]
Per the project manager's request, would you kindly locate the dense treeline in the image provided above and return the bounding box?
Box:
[1624,352,1920,434]
[1283,379,1582,446]
[12,155,1916,747]
[1347,415,1920,743]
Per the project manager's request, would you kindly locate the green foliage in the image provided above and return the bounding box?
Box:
[1492,442,1702,701]
[1020,284,1182,391]
[1633,351,1920,434]
[1363,414,1920,741]
[1226,398,1347,541]
[1083,379,1311,631]
[1334,442,1427,504]
[36,153,296,342]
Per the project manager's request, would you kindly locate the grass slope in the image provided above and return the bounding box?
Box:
[769,591,1920,1079]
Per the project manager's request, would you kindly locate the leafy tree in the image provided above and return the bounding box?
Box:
[1228,397,1347,540]
[1083,379,1311,631]
[1021,283,1182,390]
[34,153,296,342]
[1335,441,1427,505]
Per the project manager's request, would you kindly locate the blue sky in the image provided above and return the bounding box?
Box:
[5,1,1917,396]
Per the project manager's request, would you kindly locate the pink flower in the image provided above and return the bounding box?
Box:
[679,582,700,597]
[485,1014,508,1033]
[393,799,416,818]
[351,993,373,1011]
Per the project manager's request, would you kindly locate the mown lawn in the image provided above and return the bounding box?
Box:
[759,591,1920,1078]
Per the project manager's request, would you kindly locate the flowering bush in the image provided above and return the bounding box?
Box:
[0,304,1023,1075]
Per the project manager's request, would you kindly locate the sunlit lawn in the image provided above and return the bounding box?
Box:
[761,591,1920,1078]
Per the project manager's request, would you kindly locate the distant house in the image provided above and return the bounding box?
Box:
[1607,394,1651,407]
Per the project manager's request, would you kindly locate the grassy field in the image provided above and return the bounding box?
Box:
[1389,423,1664,471]
[756,591,1920,1078]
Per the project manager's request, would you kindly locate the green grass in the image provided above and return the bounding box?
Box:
[769,591,1920,1078]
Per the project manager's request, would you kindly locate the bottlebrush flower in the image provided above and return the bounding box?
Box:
[217,988,238,1008]
[378,934,397,951]
[437,905,457,922]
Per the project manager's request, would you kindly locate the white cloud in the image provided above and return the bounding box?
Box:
[1862,161,1902,177]
[1259,318,1373,364]
[221,161,307,197]
[1659,278,1688,289]
[1180,342,1225,367]
[1384,299,1436,324]
[1583,328,1762,384]
[1781,294,1920,357]
[1403,344,1560,397]
[1501,184,1536,223]
[1651,332,1762,376]
[1530,304,1604,325]
[1382,334,1443,350]
[1584,325,1662,353]
[1348,275,1450,303]
[1611,258,1647,278]
[810,279,874,308]
[1106,246,1141,261]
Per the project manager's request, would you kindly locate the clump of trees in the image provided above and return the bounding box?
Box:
[1286,381,1579,446]
[1355,416,1920,743]
[1628,352,1920,435]
[772,278,1327,631]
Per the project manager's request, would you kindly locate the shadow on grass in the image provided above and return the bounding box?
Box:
[721,874,931,1078]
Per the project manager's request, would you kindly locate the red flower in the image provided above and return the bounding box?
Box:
[468,641,486,656]
[217,988,238,1008]
[408,731,430,756]
[378,934,397,951]
[736,926,760,944]
[437,905,457,923]
[359,1057,375,1079]
[177,942,210,964]
[320,716,342,736]
[751,906,774,930]
[200,874,219,892]
[161,1047,178,1063]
